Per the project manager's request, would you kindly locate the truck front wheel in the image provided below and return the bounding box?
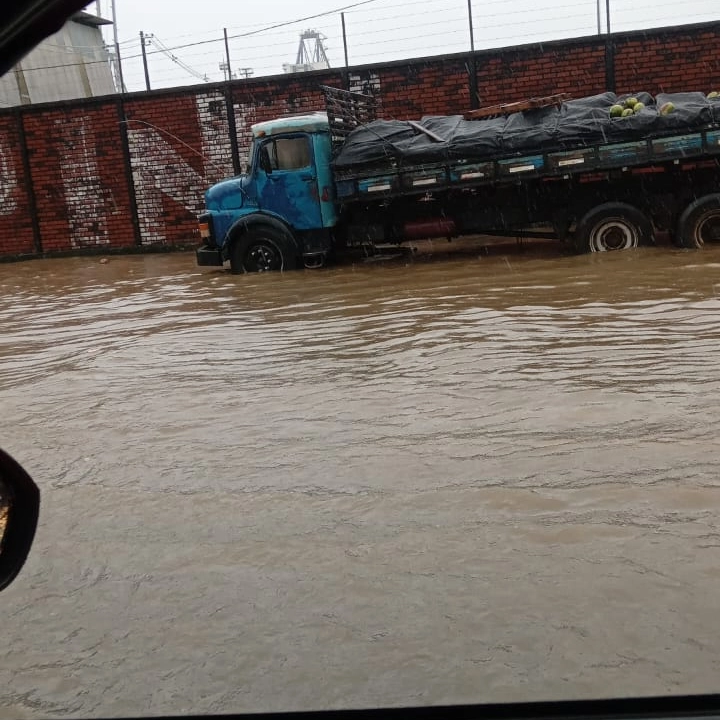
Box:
[573,202,653,253]
[230,229,297,273]
[675,194,720,249]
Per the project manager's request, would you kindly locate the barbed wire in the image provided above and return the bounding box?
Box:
[115,0,718,50]
[3,0,717,94]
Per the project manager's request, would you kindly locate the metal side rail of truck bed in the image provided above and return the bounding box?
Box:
[332,127,720,203]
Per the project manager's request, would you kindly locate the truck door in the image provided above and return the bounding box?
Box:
[255,134,324,230]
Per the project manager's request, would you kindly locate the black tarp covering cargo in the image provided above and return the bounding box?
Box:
[331,91,720,171]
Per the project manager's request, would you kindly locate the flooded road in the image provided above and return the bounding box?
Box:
[1,244,720,718]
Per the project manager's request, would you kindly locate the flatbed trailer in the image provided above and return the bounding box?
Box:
[326,86,720,254]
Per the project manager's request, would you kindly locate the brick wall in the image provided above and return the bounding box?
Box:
[1,21,719,260]
[124,94,211,246]
[476,41,609,105]
[22,102,137,254]
[0,114,35,256]
[614,28,720,94]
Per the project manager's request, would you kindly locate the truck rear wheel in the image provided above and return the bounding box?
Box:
[573,202,652,254]
[675,194,720,249]
[230,228,297,273]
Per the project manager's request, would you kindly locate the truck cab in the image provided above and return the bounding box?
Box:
[196,112,337,272]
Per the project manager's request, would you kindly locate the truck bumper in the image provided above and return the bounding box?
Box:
[196,245,223,266]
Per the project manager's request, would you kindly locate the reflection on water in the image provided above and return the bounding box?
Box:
[1,245,720,718]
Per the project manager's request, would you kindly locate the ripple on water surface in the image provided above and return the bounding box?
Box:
[2,247,720,714]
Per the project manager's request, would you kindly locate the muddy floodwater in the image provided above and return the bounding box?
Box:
[1,243,720,718]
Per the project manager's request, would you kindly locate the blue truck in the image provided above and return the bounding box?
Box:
[196,87,720,272]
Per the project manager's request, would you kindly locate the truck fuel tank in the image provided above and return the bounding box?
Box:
[402,218,457,240]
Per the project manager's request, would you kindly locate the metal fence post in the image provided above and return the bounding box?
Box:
[340,13,350,90]
[467,0,479,109]
[341,13,349,67]
[606,0,611,33]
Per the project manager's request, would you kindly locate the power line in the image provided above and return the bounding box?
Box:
[128,0,387,59]
[150,35,211,83]
[7,0,718,81]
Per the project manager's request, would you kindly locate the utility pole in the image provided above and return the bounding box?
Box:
[223,28,232,81]
[111,0,125,91]
[220,26,241,175]
[140,31,151,91]
[237,68,253,79]
[219,61,234,81]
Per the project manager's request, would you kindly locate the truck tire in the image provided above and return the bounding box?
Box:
[675,194,720,249]
[573,202,653,254]
[230,228,297,273]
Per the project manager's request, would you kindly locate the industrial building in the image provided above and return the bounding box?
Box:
[0,10,116,107]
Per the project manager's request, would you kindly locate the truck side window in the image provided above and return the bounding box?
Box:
[266,137,311,171]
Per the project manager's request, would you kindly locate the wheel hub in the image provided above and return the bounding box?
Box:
[246,243,280,272]
[590,219,637,252]
[695,212,720,247]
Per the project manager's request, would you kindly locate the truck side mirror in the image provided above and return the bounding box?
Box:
[259,146,272,175]
[0,448,40,592]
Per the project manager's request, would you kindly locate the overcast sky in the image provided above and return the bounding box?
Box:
[90,0,718,92]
